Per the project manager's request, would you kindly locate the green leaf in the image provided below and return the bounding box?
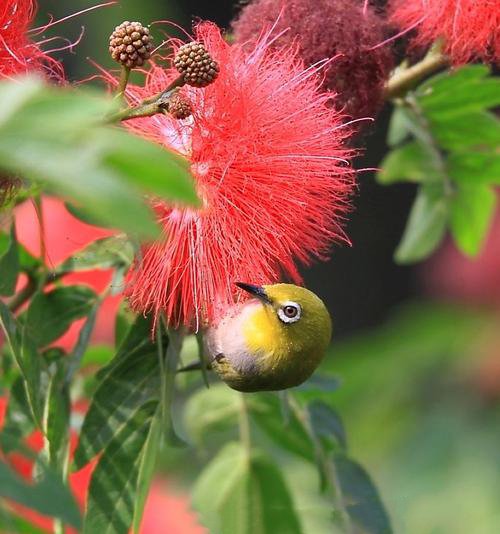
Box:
[418,66,500,119]
[25,285,97,348]
[307,401,346,451]
[377,142,441,185]
[334,455,392,534]
[0,225,19,296]
[395,186,449,264]
[0,458,81,529]
[294,374,341,394]
[57,235,134,274]
[65,300,100,383]
[44,361,70,470]
[132,408,162,534]
[429,111,500,151]
[193,442,302,534]
[386,106,411,147]
[94,129,198,205]
[73,315,164,469]
[0,377,34,453]
[83,401,157,534]
[448,152,500,185]
[114,302,136,348]
[450,183,496,256]
[184,384,240,446]
[417,64,489,96]
[0,302,43,425]
[250,393,315,462]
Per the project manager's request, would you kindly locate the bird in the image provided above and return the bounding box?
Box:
[204,282,332,392]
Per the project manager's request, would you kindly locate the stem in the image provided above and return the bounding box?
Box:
[405,94,455,197]
[238,394,251,455]
[116,66,131,100]
[33,195,46,269]
[195,331,210,388]
[385,51,448,99]
[106,76,185,123]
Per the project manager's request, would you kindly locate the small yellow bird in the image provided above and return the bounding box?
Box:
[205,282,332,392]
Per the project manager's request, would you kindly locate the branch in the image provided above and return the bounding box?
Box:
[385,51,448,100]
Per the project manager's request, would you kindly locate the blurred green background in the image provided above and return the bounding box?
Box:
[35,1,500,533]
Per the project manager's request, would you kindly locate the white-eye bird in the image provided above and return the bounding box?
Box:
[205,282,332,392]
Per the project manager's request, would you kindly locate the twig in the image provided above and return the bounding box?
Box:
[106,76,185,123]
[385,51,448,99]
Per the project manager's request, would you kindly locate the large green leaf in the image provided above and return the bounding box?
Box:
[450,183,496,256]
[83,401,157,534]
[73,315,164,469]
[394,186,449,264]
[25,285,97,347]
[193,442,302,534]
[0,458,81,529]
[0,77,198,238]
[334,456,392,534]
[0,225,19,296]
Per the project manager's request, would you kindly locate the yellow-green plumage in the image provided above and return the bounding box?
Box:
[206,283,332,392]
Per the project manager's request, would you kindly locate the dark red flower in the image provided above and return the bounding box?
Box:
[122,22,355,328]
[389,0,500,64]
[232,0,394,121]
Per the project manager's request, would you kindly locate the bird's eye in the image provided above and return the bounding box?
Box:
[277,301,302,324]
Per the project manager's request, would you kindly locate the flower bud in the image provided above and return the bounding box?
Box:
[173,42,220,88]
[109,21,153,69]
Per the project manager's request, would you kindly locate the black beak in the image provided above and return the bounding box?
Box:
[236,282,272,305]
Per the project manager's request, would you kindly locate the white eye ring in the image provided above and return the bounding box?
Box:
[277,301,302,324]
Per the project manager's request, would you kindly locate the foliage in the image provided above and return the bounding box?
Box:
[378,66,500,263]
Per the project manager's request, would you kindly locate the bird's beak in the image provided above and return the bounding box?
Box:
[236,282,272,305]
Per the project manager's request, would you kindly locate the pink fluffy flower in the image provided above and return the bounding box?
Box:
[389,0,500,64]
[122,22,355,328]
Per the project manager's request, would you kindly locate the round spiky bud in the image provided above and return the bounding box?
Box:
[173,41,220,87]
[109,21,153,69]
[168,93,193,120]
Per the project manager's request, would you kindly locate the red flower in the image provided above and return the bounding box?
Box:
[389,0,500,64]
[122,22,355,328]
[0,0,61,78]
[232,0,393,121]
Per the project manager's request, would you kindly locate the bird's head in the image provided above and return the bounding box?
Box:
[236,282,332,357]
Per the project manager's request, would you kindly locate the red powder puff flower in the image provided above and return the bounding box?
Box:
[389,0,500,64]
[122,22,355,328]
[232,0,393,121]
[0,0,60,78]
